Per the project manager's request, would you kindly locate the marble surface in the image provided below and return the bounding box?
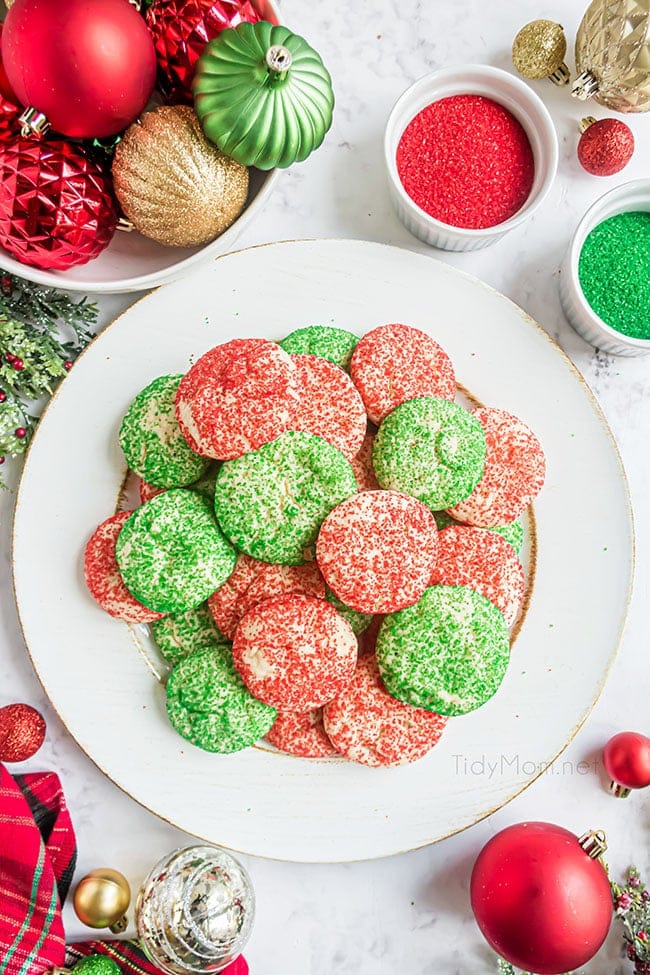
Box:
[1,0,650,972]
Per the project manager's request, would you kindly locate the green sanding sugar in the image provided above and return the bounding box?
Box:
[325,588,372,635]
[151,602,230,665]
[578,211,650,339]
[280,326,359,370]
[166,645,276,753]
[489,519,524,554]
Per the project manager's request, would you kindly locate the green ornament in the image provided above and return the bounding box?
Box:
[72,956,121,975]
[193,21,334,170]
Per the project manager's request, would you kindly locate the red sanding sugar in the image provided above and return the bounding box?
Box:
[396,95,535,229]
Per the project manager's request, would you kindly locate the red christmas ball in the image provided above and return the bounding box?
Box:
[1,0,157,138]
[145,0,265,103]
[0,24,19,105]
[470,822,613,975]
[0,138,119,270]
[603,731,650,795]
[578,118,635,176]
[0,703,46,762]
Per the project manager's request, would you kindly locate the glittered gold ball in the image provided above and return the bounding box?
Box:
[73,868,131,931]
[512,19,567,79]
[112,105,249,248]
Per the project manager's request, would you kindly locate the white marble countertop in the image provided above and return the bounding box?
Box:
[2,1,650,972]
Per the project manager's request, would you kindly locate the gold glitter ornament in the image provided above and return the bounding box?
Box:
[112,105,249,248]
[572,0,650,112]
[512,20,570,84]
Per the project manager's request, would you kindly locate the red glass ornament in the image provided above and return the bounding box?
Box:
[0,138,119,271]
[0,95,21,145]
[0,703,46,762]
[603,731,650,797]
[578,118,635,177]
[145,0,265,103]
[1,0,157,138]
[470,822,613,975]
[0,24,18,105]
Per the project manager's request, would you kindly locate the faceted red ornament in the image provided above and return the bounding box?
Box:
[145,0,267,103]
[471,822,613,974]
[0,95,21,145]
[603,731,650,796]
[578,118,635,176]
[0,138,119,271]
[0,703,46,762]
[1,0,157,138]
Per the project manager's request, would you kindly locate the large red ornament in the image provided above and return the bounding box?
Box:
[0,703,46,762]
[578,117,635,176]
[0,138,119,270]
[1,0,157,139]
[0,25,18,105]
[145,0,265,103]
[470,822,613,975]
[603,731,650,797]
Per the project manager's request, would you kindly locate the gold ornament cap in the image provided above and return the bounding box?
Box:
[512,19,570,85]
[73,868,131,933]
[578,828,608,858]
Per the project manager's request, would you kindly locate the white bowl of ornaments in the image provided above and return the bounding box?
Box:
[0,0,335,293]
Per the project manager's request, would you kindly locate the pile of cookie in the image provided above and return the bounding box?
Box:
[84,323,545,768]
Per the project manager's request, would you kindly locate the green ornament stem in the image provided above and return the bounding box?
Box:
[265,45,293,83]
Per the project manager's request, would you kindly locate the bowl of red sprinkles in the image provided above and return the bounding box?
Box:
[384,64,558,251]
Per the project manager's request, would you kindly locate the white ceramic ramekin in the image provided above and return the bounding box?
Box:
[559,179,650,357]
[384,64,559,251]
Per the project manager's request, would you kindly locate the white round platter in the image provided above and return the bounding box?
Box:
[12,239,634,862]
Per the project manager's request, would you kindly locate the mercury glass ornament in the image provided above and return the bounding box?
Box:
[135,846,255,974]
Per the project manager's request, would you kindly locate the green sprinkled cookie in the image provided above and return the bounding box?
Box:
[326,588,372,635]
[119,375,209,488]
[116,490,236,614]
[490,519,524,554]
[376,585,510,716]
[280,325,359,370]
[373,397,486,511]
[151,602,230,665]
[214,431,358,565]
[166,645,276,753]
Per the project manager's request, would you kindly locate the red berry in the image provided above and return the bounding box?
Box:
[5,353,15,363]
[13,358,24,371]
[0,456,4,465]
[640,931,648,942]
[15,427,26,438]
[0,390,6,402]
[628,945,637,960]
[64,359,73,370]
[578,118,635,177]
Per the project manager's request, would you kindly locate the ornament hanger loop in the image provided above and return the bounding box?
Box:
[266,45,293,77]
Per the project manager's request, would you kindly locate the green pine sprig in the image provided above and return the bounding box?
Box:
[0,271,97,483]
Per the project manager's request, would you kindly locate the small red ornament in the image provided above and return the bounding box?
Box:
[0,456,5,465]
[471,822,613,975]
[578,117,635,176]
[1,0,157,138]
[0,138,118,271]
[14,427,26,438]
[145,0,265,103]
[603,731,650,797]
[0,703,46,762]
[0,391,6,402]
[64,360,73,371]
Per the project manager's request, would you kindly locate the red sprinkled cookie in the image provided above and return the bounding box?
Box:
[84,513,164,623]
[265,708,339,758]
[323,654,447,767]
[175,338,299,460]
[448,407,546,526]
[429,524,525,626]
[289,354,366,459]
[139,479,165,504]
[350,430,380,492]
[232,594,357,710]
[208,554,326,640]
[316,490,438,614]
[350,323,456,424]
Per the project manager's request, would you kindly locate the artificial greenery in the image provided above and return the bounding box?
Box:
[0,271,97,483]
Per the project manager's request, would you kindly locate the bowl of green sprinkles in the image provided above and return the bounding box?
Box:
[560,180,650,357]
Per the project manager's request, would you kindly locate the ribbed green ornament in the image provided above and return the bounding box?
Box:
[193,21,334,170]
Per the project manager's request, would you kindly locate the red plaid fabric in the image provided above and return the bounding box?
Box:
[66,940,249,975]
[0,764,72,974]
